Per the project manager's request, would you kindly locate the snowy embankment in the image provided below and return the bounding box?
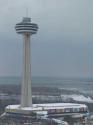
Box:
[61,94,93,103]
[33,94,93,103]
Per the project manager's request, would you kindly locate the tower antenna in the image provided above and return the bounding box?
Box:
[26,8,28,17]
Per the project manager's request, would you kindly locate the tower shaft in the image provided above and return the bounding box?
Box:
[21,34,32,107]
[15,17,38,108]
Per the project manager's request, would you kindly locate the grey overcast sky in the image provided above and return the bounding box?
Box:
[0,0,93,77]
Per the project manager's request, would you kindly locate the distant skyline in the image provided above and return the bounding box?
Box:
[0,0,93,77]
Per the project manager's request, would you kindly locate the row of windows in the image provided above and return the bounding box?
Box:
[16,28,37,32]
[15,25,38,29]
[16,23,38,28]
[47,107,88,114]
[16,30,37,34]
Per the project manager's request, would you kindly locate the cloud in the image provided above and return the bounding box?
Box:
[0,0,93,77]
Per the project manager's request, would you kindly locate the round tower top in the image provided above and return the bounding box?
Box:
[15,17,38,35]
[22,17,31,23]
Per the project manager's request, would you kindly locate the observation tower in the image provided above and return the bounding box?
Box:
[3,17,88,119]
[15,17,38,107]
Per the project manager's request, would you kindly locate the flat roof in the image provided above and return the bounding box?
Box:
[6,103,87,111]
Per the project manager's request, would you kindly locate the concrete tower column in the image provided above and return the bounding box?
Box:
[21,34,32,107]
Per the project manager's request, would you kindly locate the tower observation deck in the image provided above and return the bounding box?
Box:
[15,17,38,34]
[15,17,38,107]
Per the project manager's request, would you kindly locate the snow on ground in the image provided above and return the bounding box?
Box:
[70,94,93,102]
[33,94,93,103]
[61,94,93,103]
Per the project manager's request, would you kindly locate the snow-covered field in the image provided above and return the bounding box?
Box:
[33,93,93,103]
[61,94,93,103]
